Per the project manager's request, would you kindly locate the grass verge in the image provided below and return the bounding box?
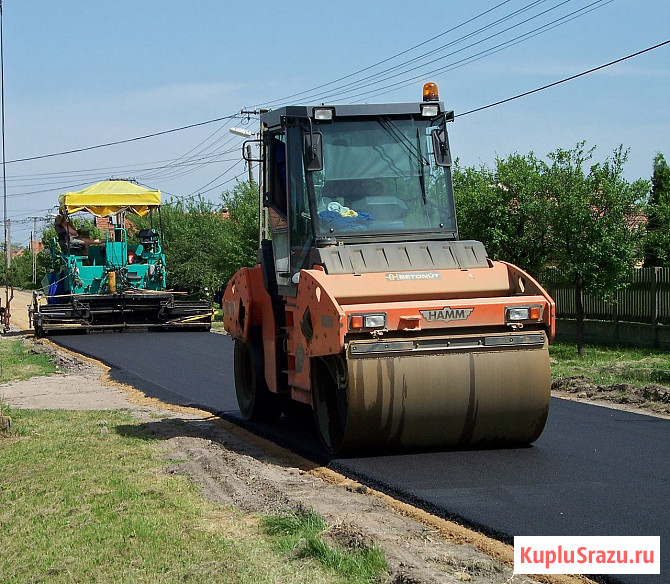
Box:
[549,342,670,387]
[549,342,670,413]
[0,337,59,383]
[262,510,387,584]
[0,409,356,584]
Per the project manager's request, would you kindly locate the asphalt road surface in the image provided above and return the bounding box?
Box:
[54,331,668,584]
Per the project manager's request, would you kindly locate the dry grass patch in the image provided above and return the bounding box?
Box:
[0,337,59,383]
[0,408,355,584]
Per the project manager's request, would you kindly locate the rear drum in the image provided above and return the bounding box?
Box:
[234,334,282,422]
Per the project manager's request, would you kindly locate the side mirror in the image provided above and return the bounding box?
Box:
[242,139,263,163]
[431,128,452,167]
[303,132,323,171]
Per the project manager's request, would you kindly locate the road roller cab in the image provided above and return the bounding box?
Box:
[223,84,555,455]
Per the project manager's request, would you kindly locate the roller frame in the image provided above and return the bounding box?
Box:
[224,259,555,455]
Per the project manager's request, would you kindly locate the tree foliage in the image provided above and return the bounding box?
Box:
[454,142,649,356]
[545,143,648,354]
[454,152,552,275]
[1,227,58,289]
[546,143,647,294]
[130,180,259,297]
[643,152,670,267]
[0,247,37,289]
[218,181,260,284]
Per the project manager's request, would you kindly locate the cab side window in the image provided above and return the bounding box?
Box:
[287,126,312,275]
[266,133,291,289]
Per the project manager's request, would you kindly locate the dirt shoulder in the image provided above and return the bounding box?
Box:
[4,289,32,330]
[551,377,670,419]
[1,332,600,584]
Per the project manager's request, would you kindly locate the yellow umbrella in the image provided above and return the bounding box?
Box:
[58,180,161,217]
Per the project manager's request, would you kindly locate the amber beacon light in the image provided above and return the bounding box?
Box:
[422,82,439,101]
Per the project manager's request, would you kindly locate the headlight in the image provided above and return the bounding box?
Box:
[508,307,530,321]
[313,108,334,121]
[349,313,386,330]
[421,104,439,117]
[506,305,542,322]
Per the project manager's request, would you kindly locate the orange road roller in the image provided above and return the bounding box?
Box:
[223,84,555,454]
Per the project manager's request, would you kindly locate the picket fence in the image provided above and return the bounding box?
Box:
[540,268,670,347]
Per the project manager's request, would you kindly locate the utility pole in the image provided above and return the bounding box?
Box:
[0,0,10,332]
[32,216,38,284]
[1,0,6,275]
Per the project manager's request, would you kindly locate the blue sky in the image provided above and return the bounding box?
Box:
[2,0,669,244]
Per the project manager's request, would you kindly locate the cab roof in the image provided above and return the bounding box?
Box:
[261,102,451,130]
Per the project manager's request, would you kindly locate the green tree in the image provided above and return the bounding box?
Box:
[454,142,649,356]
[453,153,552,275]
[218,180,259,284]
[38,224,59,280]
[0,240,49,289]
[546,142,648,355]
[10,249,36,288]
[453,161,501,247]
[643,152,670,267]
[131,197,230,296]
[0,246,31,288]
[129,180,259,297]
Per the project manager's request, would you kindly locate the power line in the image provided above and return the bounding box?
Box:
[276,0,569,106]
[252,0,611,108]
[253,0,520,108]
[6,112,241,164]
[2,9,664,216]
[139,115,240,181]
[1,155,244,198]
[337,0,610,104]
[457,39,670,117]
[147,166,248,205]
[1,150,241,185]
[68,2,588,198]
[0,2,609,175]
[139,135,242,182]
[196,169,249,197]
[7,38,666,206]
[310,0,610,104]
[128,39,670,203]
[188,158,245,196]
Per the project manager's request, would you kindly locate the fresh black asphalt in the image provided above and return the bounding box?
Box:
[54,331,668,584]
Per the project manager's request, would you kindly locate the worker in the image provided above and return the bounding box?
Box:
[54,213,102,254]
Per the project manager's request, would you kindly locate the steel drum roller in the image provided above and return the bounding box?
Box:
[313,342,550,454]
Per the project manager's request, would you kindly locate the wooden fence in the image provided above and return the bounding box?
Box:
[540,268,670,348]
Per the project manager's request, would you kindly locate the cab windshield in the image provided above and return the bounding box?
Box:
[308,117,456,238]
